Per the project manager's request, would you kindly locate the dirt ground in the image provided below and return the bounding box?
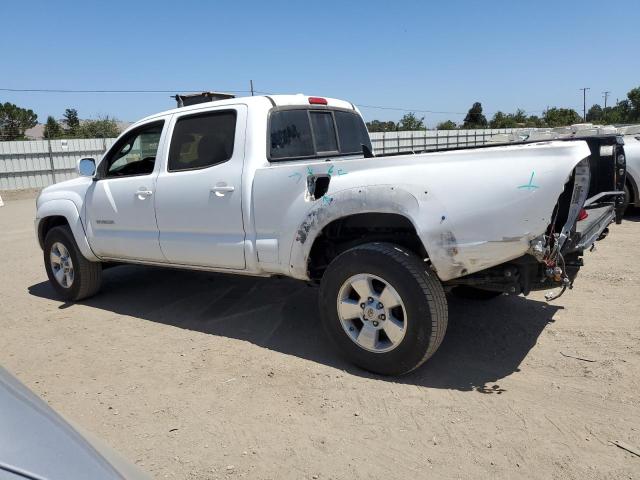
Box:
[1,195,639,480]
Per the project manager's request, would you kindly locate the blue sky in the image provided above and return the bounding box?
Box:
[2,0,639,127]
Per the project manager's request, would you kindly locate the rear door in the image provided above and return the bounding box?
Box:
[154,105,247,268]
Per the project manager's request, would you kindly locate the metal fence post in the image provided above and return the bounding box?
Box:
[47,139,56,184]
[383,132,387,155]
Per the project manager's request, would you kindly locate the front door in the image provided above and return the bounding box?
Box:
[154,105,246,269]
[85,120,167,261]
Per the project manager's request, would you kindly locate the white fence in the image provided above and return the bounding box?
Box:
[0,129,523,191]
[369,128,524,154]
[0,138,117,191]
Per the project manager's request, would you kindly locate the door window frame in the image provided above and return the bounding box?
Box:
[167,109,238,173]
[163,104,245,174]
[97,119,167,179]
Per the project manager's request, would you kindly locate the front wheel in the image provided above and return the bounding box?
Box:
[319,242,448,376]
[44,226,102,301]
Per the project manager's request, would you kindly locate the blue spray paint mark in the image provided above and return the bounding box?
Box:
[327,165,334,176]
[517,171,539,190]
[337,168,347,176]
[322,195,333,205]
[288,172,302,183]
[306,166,314,175]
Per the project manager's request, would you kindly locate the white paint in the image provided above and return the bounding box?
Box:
[35,94,592,282]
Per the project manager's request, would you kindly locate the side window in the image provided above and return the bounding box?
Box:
[270,110,314,160]
[309,111,338,153]
[105,122,164,177]
[168,110,237,172]
[335,111,372,154]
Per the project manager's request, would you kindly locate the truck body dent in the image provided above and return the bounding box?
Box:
[252,140,591,281]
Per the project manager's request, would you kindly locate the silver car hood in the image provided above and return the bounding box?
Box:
[0,367,148,480]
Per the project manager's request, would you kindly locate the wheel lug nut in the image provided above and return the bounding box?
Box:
[378,314,386,320]
[367,297,374,303]
[372,320,379,327]
[360,303,366,309]
[377,302,383,309]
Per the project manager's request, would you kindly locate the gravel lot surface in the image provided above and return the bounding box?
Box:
[1,195,639,479]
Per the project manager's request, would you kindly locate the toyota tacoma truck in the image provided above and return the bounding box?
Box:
[35,95,627,375]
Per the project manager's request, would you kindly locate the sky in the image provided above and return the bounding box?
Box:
[2,0,639,127]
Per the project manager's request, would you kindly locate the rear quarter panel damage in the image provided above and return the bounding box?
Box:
[251,141,591,281]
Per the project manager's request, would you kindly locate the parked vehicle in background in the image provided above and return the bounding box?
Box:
[0,367,149,480]
[34,94,626,375]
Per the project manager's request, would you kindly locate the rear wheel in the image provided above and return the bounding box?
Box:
[319,242,448,376]
[623,182,632,214]
[44,226,102,301]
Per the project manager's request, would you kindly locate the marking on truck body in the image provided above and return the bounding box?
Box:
[288,172,302,183]
[517,171,539,190]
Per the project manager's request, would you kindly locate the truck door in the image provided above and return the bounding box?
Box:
[85,120,166,261]
[154,105,247,269]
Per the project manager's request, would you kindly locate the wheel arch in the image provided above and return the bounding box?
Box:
[36,199,99,261]
[626,171,639,207]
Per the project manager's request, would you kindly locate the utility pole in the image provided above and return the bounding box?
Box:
[580,87,590,121]
[602,91,610,109]
[250,80,254,96]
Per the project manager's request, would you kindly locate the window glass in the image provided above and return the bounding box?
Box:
[168,111,236,171]
[310,111,338,152]
[106,122,163,177]
[270,110,314,159]
[335,111,372,154]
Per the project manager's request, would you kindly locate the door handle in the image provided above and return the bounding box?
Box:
[211,185,235,196]
[135,188,153,199]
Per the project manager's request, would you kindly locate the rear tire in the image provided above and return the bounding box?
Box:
[451,286,503,300]
[44,226,102,301]
[623,182,632,214]
[319,242,448,376]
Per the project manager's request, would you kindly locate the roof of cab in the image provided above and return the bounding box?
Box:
[132,94,356,128]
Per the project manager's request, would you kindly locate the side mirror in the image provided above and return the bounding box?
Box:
[78,158,96,178]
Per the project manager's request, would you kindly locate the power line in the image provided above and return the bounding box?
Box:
[0,87,254,94]
[0,87,584,118]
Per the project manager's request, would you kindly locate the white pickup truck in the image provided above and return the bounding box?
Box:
[35,94,626,375]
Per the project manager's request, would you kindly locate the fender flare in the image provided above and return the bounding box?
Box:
[627,170,639,206]
[287,185,421,279]
[36,199,100,262]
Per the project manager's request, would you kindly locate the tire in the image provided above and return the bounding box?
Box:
[319,242,448,376]
[44,225,102,301]
[451,286,503,300]
[623,182,631,215]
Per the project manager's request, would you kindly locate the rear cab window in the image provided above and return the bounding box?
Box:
[269,108,371,161]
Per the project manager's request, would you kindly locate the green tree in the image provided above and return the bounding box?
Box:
[626,87,640,122]
[525,115,546,128]
[436,120,457,130]
[365,120,397,132]
[43,116,64,139]
[0,102,38,140]
[398,112,425,131]
[543,107,581,127]
[489,111,517,129]
[63,108,80,137]
[586,104,603,123]
[462,102,488,128]
[79,116,121,138]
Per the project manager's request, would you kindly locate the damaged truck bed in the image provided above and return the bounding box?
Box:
[35,94,626,375]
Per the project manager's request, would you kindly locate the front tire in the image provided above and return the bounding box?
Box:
[319,242,448,376]
[44,226,102,301]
